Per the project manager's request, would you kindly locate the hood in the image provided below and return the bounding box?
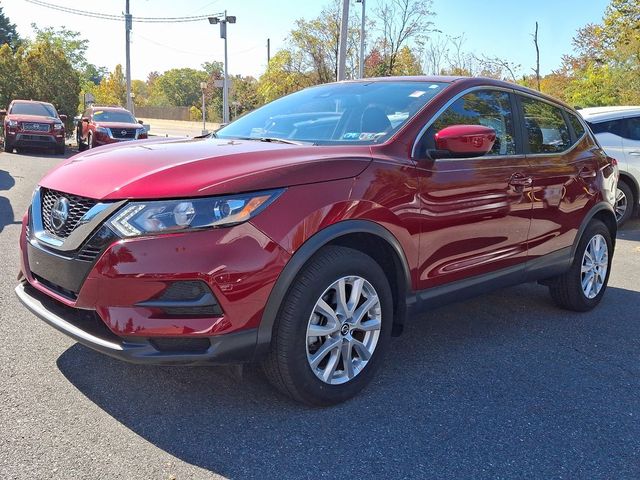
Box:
[39,137,372,200]
[7,114,60,123]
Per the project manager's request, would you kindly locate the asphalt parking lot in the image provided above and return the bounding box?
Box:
[1,148,639,479]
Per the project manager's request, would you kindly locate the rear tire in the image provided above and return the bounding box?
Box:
[262,246,393,406]
[615,181,634,227]
[3,138,13,153]
[548,219,612,312]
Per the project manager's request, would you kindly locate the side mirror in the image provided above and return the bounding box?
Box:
[433,124,496,158]
[59,114,67,122]
[0,109,6,117]
[82,118,90,123]
[138,120,144,125]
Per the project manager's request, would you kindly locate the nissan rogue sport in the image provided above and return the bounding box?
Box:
[16,77,618,405]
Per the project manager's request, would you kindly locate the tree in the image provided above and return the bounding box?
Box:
[91,64,126,106]
[257,50,315,103]
[374,0,434,75]
[0,3,19,49]
[19,39,80,121]
[0,43,23,106]
[154,68,208,107]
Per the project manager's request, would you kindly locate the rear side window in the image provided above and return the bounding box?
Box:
[588,119,626,137]
[428,90,516,156]
[521,97,571,154]
[568,112,586,139]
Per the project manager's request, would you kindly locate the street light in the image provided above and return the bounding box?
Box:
[200,81,208,135]
[356,0,366,79]
[208,12,236,124]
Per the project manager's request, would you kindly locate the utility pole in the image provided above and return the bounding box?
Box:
[356,0,366,79]
[209,12,236,124]
[267,38,271,66]
[125,0,133,111]
[337,0,349,81]
[200,81,207,135]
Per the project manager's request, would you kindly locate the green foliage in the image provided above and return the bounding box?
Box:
[0,3,19,48]
[0,43,22,107]
[189,105,202,121]
[154,68,208,107]
[258,50,315,104]
[19,39,80,124]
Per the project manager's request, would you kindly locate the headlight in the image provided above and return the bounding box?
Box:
[7,119,18,127]
[96,126,110,135]
[53,123,64,131]
[109,189,284,237]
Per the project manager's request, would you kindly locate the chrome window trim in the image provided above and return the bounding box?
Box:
[411,85,589,160]
[31,187,125,252]
[411,85,516,159]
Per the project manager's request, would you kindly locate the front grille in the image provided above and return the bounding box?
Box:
[17,134,54,142]
[41,188,98,239]
[150,338,211,353]
[110,128,137,139]
[22,122,50,132]
[75,225,119,262]
[32,273,78,301]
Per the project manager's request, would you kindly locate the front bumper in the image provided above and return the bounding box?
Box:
[16,282,258,365]
[9,132,64,148]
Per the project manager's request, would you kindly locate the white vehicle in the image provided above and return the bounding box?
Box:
[579,106,640,226]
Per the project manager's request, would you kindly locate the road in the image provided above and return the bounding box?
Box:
[1,148,639,479]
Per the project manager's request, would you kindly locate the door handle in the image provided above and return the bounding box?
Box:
[579,168,597,179]
[509,174,533,187]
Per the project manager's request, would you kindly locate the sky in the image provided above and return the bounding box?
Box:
[3,0,610,81]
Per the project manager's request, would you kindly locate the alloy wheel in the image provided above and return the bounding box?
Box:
[614,187,627,223]
[306,275,382,385]
[581,233,608,299]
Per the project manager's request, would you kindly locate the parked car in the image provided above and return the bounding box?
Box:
[16,77,618,405]
[579,106,640,226]
[76,106,147,150]
[1,100,67,154]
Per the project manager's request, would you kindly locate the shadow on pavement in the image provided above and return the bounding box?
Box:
[56,283,640,479]
[617,218,640,242]
[0,169,18,233]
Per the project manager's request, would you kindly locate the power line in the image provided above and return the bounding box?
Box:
[24,0,223,23]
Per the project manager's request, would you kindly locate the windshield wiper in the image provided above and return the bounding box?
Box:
[225,136,314,146]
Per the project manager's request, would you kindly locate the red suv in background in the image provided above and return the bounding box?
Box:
[77,106,147,150]
[16,77,618,405]
[2,100,67,154]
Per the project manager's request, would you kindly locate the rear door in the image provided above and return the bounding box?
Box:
[520,95,600,264]
[413,88,532,290]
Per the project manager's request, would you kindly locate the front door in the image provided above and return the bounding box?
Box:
[413,89,532,290]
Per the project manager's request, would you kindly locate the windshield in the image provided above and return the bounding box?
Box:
[10,102,57,117]
[93,110,137,123]
[217,81,448,145]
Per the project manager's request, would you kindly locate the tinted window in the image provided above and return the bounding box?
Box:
[427,90,516,156]
[217,81,447,145]
[92,110,136,123]
[588,119,626,136]
[521,97,571,153]
[568,112,586,139]
[10,102,57,117]
[624,117,640,141]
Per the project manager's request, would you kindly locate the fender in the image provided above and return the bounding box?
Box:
[254,219,412,356]
[570,201,617,262]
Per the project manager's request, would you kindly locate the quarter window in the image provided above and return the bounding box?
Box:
[588,119,626,136]
[624,117,640,141]
[521,97,571,153]
[568,112,586,139]
[427,90,516,156]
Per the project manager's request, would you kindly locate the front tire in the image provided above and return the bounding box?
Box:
[548,219,613,312]
[3,137,13,153]
[263,246,393,406]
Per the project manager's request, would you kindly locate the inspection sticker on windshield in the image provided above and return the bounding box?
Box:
[409,91,426,98]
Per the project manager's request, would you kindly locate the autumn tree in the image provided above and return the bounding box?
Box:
[0,43,23,106]
[0,3,19,49]
[257,50,315,103]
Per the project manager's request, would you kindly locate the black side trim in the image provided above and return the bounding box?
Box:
[255,220,412,356]
[570,201,616,261]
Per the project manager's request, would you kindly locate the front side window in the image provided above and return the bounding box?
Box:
[521,97,571,153]
[623,117,640,141]
[217,81,447,145]
[424,90,516,157]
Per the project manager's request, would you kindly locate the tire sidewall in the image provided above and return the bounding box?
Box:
[280,248,393,405]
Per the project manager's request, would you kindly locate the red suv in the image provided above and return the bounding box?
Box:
[16,77,618,405]
[76,106,147,150]
[2,100,67,154]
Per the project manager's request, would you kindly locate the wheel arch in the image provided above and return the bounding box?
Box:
[255,220,412,357]
[571,202,617,262]
[618,172,639,215]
